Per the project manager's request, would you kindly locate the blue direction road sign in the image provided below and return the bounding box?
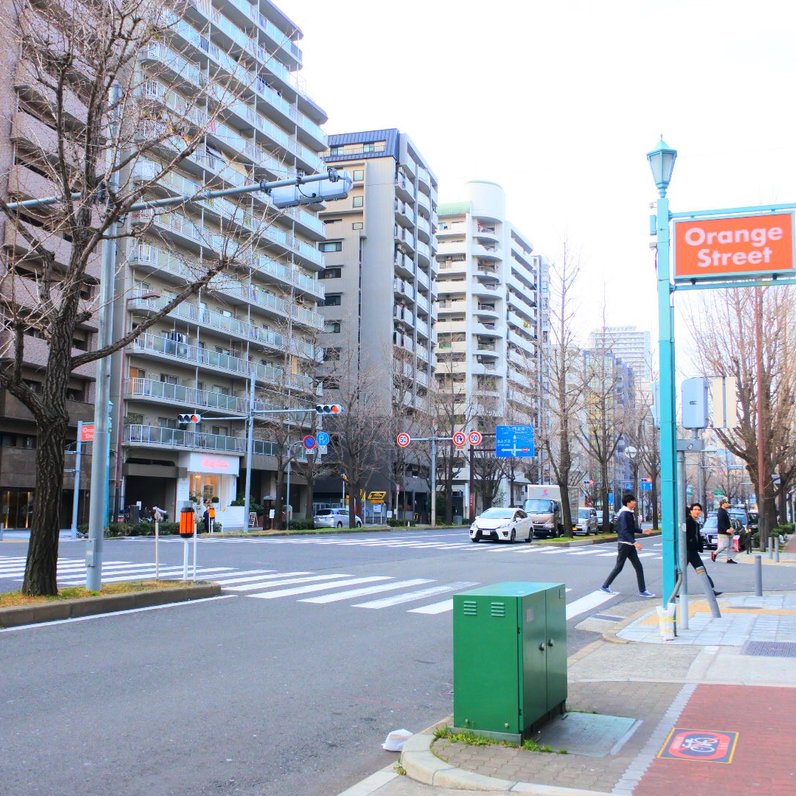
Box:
[640,480,653,491]
[495,424,534,458]
[316,431,330,446]
[623,481,633,490]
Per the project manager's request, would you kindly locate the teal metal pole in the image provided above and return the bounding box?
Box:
[655,194,679,604]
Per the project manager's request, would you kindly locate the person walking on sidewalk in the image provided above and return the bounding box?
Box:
[686,502,721,596]
[713,498,737,564]
[601,494,655,597]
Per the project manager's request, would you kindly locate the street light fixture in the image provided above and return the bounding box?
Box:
[646,136,678,197]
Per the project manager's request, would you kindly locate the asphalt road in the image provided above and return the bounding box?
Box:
[1,528,787,795]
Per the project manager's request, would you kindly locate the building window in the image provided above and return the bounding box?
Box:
[323,347,341,361]
[321,294,341,307]
[324,321,341,333]
[319,241,342,252]
[352,222,363,230]
[352,196,364,208]
[320,267,342,279]
[353,169,364,181]
[320,376,339,390]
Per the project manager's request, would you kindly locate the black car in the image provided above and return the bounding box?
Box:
[699,515,743,550]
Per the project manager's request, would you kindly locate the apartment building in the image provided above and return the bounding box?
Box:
[318,129,438,518]
[0,0,329,527]
[589,326,653,400]
[435,181,543,508]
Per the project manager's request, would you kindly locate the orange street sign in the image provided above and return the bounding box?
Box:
[673,212,795,281]
[80,424,95,442]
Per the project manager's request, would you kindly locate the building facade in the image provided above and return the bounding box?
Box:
[435,181,543,508]
[0,0,330,528]
[319,129,438,518]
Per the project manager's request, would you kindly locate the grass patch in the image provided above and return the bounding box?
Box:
[433,725,567,754]
[0,580,194,608]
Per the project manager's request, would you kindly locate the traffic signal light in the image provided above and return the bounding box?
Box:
[315,404,343,415]
[178,413,202,424]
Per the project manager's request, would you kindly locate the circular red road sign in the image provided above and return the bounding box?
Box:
[452,431,467,447]
[468,431,483,446]
[396,432,411,448]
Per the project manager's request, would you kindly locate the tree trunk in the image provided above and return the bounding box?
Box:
[23,413,69,595]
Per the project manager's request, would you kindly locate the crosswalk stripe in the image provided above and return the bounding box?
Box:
[225,573,344,593]
[58,566,235,584]
[355,581,479,609]
[203,570,276,585]
[301,578,433,604]
[408,599,453,615]
[249,576,392,600]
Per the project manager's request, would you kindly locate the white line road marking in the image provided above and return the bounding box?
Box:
[409,599,453,615]
[58,567,235,584]
[301,578,434,604]
[249,576,392,599]
[223,572,323,592]
[355,582,479,609]
[565,590,616,620]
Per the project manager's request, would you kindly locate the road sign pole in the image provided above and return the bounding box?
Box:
[469,445,475,524]
[71,421,83,539]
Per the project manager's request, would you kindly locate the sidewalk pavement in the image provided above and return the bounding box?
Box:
[342,548,796,796]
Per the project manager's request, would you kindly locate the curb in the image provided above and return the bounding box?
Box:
[0,583,221,628]
[400,731,612,795]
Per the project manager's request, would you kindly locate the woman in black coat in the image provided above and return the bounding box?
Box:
[686,503,721,596]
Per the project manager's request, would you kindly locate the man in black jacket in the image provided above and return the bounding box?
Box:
[601,494,655,597]
[714,498,737,564]
[686,502,721,596]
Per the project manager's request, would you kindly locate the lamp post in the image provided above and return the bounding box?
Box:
[647,136,679,605]
[113,290,161,520]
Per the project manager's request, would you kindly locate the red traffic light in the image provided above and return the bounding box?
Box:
[178,413,202,424]
[315,404,343,415]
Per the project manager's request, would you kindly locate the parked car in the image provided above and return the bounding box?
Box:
[573,507,598,535]
[728,507,749,532]
[469,507,533,544]
[699,515,743,550]
[313,508,363,529]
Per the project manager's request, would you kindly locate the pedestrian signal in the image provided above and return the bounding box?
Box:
[315,404,343,415]
[178,413,202,423]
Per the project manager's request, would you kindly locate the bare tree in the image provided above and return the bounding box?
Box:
[538,244,584,535]
[578,315,623,532]
[323,344,385,528]
[432,359,473,523]
[685,286,796,546]
[0,0,263,594]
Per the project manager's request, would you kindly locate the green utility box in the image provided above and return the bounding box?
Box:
[453,582,567,742]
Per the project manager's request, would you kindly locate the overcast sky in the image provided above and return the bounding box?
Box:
[276,0,796,368]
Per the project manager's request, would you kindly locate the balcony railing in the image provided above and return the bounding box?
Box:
[130,332,314,391]
[125,424,277,456]
[127,378,246,414]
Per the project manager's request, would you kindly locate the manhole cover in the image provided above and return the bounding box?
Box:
[534,713,639,758]
[742,640,796,658]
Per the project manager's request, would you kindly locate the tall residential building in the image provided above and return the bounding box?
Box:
[435,181,543,507]
[589,326,653,400]
[319,129,438,517]
[0,0,330,527]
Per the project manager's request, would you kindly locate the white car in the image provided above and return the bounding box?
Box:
[573,507,598,535]
[313,508,363,529]
[469,507,533,543]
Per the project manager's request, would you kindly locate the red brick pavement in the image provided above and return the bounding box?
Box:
[636,684,796,795]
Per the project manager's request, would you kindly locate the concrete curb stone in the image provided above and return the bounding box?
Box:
[0,583,221,628]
